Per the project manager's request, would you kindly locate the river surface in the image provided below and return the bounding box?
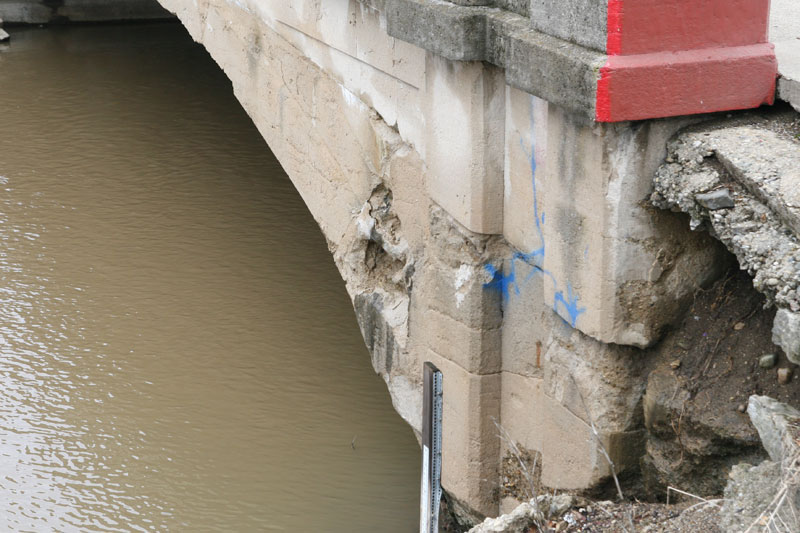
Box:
[0,23,419,531]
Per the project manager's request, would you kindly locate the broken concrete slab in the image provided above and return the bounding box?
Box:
[652,115,800,364]
[747,395,800,462]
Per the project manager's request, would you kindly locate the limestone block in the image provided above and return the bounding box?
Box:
[500,373,612,490]
[425,54,504,235]
[383,145,428,250]
[498,258,549,379]
[500,88,720,347]
[529,0,607,53]
[424,351,502,519]
[772,308,800,365]
[419,307,501,374]
[419,260,502,331]
[542,334,644,435]
[499,255,646,435]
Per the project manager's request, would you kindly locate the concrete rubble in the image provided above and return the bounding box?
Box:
[467,494,573,533]
[652,114,800,364]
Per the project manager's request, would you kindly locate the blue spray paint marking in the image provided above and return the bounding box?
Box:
[553,283,586,328]
[483,108,586,328]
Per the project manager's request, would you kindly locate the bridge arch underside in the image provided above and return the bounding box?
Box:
[156,0,752,522]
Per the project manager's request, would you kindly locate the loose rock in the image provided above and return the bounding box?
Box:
[467,494,574,533]
[778,367,793,384]
[696,188,735,210]
[747,395,800,461]
[759,353,777,369]
[772,308,800,364]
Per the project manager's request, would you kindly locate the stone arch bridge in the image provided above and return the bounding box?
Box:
[4,0,800,524]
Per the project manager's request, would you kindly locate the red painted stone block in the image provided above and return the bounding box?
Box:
[596,44,777,122]
[599,0,776,121]
[608,0,770,56]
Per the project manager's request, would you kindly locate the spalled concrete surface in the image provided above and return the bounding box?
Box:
[771,0,800,112]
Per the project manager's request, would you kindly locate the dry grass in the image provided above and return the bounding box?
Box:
[745,421,800,533]
[492,417,546,532]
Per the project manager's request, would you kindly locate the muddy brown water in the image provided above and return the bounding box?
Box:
[0,23,419,531]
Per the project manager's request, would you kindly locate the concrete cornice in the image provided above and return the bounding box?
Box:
[363,0,778,123]
[382,0,604,120]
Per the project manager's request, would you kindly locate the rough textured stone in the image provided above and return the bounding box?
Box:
[721,461,782,533]
[772,0,800,112]
[529,0,607,52]
[747,395,800,462]
[696,189,734,210]
[642,368,765,498]
[652,116,800,365]
[773,308,800,365]
[759,353,778,369]
[467,494,574,533]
